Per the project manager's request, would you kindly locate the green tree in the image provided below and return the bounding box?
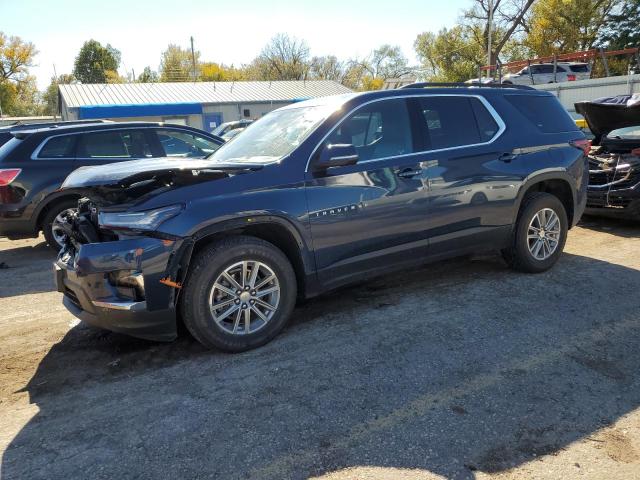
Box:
[73,40,121,83]
[137,66,159,83]
[597,0,640,49]
[414,26,485,81]
[159,44,199,82]
[0,75,43,116]
[42,73,75,116]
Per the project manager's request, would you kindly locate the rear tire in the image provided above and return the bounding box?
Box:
[180,236,297,352]
[42,199,78,253]
[502,192,568,273]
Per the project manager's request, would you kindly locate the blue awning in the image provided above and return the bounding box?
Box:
[78,103,203,119]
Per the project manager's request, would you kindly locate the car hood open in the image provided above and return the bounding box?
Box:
[575,95,640,141]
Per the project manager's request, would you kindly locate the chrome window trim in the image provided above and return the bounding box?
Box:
[305,94,507,173]
[30,126,219,160]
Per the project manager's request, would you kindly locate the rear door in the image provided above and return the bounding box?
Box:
[413,95,517,254]
[306,97,430,287]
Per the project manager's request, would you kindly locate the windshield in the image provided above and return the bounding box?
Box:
[208,105,337,164]
[608,126,640,139]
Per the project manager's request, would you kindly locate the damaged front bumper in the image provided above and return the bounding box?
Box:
[54,236,187,341]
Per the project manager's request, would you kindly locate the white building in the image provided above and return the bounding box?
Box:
[58,80,352,132]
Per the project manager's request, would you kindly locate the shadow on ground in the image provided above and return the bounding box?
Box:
[0,241,56,298]
[580,215,640,238]
[2,252,640,479]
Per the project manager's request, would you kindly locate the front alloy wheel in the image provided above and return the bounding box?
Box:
[181,236,297,352]
[209,261,281,335]
[527,208,561,261]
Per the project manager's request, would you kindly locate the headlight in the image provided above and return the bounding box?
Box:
[98,204,183,231]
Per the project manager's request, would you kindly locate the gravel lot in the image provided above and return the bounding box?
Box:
[1,217,639,480]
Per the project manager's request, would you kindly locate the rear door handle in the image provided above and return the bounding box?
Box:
[499,152,517,162]
[396,168,423,178]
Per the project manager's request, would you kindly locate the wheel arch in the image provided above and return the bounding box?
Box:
[515,173,576,227]
[35,193,82,231]
[178,215,315,301]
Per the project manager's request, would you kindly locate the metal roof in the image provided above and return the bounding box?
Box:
[59,81,353,108]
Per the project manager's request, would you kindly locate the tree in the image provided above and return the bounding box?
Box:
[462,0,535,66]
[0,75,43,116]
[42,74,75,116]
[199,62,245,81]
[309,56,345,81]
[137,66,159,83]
[159,44,199,82]
[597,0,640,49]
[524,0,621,56]
[73,40,121,83]
[415,26,486,81]
[252,34,310,80]
[362,45,412,80]
[0,32,37,83]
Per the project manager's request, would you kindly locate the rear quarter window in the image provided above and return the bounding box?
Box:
[505,95,579,133]
[37,135,76,159]
[570,64,590,73]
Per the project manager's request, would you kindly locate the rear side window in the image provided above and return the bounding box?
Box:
[38,135,75,159]
[505,95,579,133]
[569,64,590,72]
[417,96,499,150]
[78,130,152,159]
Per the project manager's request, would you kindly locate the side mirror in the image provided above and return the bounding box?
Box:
[314,144,359,170]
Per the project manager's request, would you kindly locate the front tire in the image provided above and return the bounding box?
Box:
[42,200,78,252]
[503,192,568,273]
[180,236,297,352]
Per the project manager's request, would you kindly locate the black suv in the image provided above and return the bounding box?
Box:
[55,84,589,352]
[0,121,223,249]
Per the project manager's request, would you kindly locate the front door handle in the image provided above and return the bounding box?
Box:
[396,168,423,178]
[499,152,517,162]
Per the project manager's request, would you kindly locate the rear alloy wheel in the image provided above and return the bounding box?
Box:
[503,192,568,273]
[181,236,296,352]
[42,200,78,252]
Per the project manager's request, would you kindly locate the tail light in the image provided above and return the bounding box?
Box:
[0,169,21,186]
[632,148,640,156]
[570,139,591,156]
[567,74,576,81]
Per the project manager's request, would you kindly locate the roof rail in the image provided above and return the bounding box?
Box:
[399,82,536,91]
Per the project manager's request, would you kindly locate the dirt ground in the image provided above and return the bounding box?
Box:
[1,217,639,480]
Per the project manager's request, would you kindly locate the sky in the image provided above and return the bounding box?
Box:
[2,0,467,90]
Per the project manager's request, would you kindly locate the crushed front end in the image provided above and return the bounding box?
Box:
[585,147,640,219]
[54,199,187,341]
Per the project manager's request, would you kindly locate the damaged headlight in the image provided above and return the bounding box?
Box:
[98,204,183,231]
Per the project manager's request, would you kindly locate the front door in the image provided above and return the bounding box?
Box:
[305,97,430,288]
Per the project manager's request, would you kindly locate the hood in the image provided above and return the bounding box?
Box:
[60,157,264,206]
[575,95,640,142]
[62,157,263,189]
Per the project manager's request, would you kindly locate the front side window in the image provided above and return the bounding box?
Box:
[78,130,152,159]
[324,99,413,162]
[38,135,75,159]
[157,130,220,158]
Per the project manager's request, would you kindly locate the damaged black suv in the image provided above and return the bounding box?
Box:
[576,95,640,220]
[55,85,589,352]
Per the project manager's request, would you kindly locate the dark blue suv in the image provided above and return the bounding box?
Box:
[54,84,589,352]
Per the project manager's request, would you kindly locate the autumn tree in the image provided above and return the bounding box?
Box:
[73,40,121,83]
[524,0,621,56]
[199,62,245,81]
[0,32,40,115]
[159,44,199,82]
[252,34,310,80]
[309,56,345,81]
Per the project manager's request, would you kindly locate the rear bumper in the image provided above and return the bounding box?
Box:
[54,237,184,341]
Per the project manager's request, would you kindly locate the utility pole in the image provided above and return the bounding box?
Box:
[190,36,197,81]
[487,0,493,79]
[53,63,59,120]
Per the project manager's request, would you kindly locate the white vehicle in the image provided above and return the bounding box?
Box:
[502,62,591,85]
